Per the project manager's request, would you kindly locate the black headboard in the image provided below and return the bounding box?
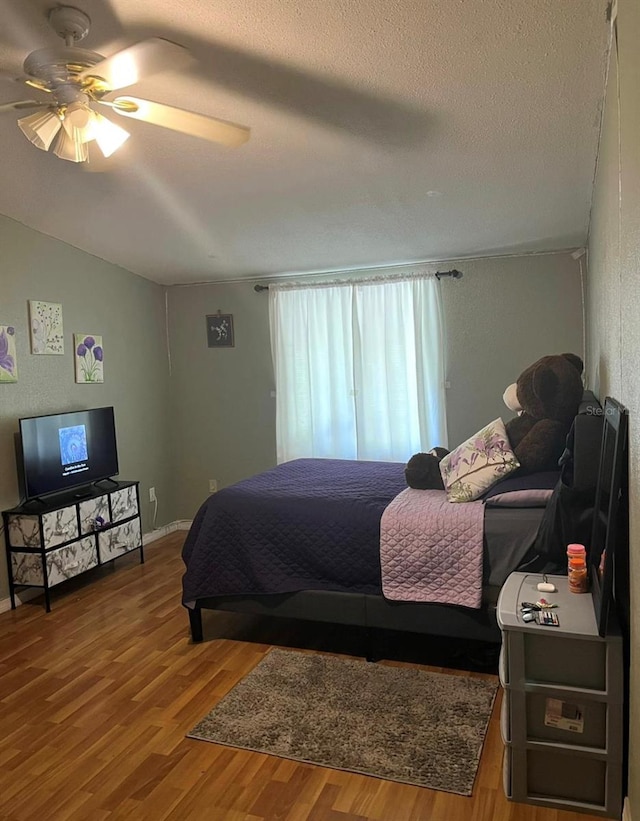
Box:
[570,390,605,491]
[523,391,604,574]
[589,397,629,637]
[523,392,629,641]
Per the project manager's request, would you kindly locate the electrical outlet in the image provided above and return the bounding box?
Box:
[149,487,156,502]
[209,479,218,493]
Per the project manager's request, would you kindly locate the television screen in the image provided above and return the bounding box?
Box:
[19,406,119,500]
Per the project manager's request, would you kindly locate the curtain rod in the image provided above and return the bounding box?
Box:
[253,269,463,292]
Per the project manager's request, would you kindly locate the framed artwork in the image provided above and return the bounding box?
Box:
[206,313,235,348]
[74,334,104,383]
[0,324,18,382]
[29,300,64,354]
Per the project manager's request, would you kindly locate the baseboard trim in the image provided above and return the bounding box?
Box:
[0,519,193,613]
[623,797,631,821]
[0,587,42,614]
[142,519,192,545]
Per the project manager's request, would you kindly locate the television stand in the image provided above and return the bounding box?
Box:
[2,480,142,612]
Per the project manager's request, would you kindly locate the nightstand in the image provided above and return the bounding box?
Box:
[497,571,623,818]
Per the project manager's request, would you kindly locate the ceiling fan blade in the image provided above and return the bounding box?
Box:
[1,72,52,97]
[106,97,250,148]
[77,38,192,92]
[0,99,47,113]
[21,77,53,93]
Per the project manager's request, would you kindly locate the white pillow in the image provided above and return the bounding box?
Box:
[439,418,520,502]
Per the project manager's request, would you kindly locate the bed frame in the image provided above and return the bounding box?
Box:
[187,393,605,647]
[188,586,502,644]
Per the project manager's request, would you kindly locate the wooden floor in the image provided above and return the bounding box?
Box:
[0,532,606,821]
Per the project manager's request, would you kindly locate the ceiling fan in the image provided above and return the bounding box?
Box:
[0,5,250,163]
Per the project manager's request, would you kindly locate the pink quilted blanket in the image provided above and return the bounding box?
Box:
[380,488,485,608]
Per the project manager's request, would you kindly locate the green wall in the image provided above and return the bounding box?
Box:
[0,214,173,604]
[169,251,584,519]
[168,280,277,518]
[586,0,640,814]
[0,214,587,614]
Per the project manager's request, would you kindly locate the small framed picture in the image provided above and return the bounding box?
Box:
[206,314,234,348]
[29,300,64,354]
[0,324,18,382]
[74,333,104,383]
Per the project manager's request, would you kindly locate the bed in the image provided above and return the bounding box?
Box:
[182,393,604,646]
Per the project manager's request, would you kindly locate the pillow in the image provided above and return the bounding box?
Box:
[483,470,559,507]
[484,488,554,507]
[439,418,520,502]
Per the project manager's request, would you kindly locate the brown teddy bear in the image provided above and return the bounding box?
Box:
[405,353,584,488]
[503,352,584,474]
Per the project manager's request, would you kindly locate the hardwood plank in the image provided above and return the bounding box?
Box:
[0,532,607,820]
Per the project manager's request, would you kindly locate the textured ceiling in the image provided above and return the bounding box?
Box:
[0,0,610,285]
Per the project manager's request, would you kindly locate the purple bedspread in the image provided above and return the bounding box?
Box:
[182,458,407,605]
[380,489,484,607]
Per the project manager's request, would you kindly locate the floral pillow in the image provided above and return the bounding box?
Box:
[439,418,520,503]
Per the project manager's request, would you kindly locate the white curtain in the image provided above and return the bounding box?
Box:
[269,273,447,463]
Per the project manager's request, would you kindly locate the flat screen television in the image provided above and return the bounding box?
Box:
[18,406,119,501]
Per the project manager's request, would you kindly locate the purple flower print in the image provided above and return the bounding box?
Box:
[0,327,15,376]
[445,421,521,501]
[486,433,506,453]
[75,334,103,382]
[442,448,465,480]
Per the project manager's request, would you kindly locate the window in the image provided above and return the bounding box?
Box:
[269,273,447,463]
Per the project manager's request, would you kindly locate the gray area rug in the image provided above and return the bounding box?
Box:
[188,649,498,795]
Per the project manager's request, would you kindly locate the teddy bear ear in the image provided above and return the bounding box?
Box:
[561,353,584,374]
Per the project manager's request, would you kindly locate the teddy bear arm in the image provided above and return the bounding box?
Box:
[512,418,567,474]
[505,414,537,449]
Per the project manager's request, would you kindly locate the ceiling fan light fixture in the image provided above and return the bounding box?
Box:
[92,113,130,157]
[52,127,88,162]
[17,108,62,151]
[63,100,92,126]
[62,122,95,145]
[8,13,250,163]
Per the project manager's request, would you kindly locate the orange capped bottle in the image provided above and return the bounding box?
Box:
[568,555,589,593]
